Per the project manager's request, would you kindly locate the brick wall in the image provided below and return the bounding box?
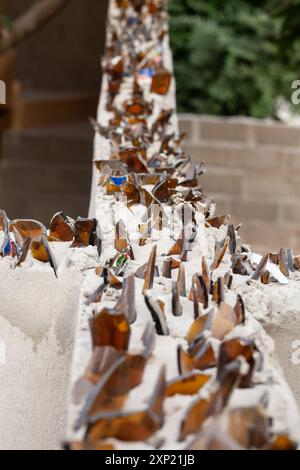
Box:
[179,114,300,254]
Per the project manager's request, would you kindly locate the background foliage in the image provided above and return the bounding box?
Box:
[168,0,300,118]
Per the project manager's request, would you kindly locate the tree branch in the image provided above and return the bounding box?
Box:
[0,0,72,54]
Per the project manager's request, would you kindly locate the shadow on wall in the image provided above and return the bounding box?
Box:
[0,0,109,224]
[180,114,300,255]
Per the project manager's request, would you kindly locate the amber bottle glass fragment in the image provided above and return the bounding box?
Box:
[151,66,171,95]
[71,218,97,248]
[50,212,74,242]
[86,367,166,442]
[89,308,131,351]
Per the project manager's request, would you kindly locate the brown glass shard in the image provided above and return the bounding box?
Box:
[123,181,140,207]
[278,248,289,277]
[261,271,270,284]
[71,218,97,248]
[135,262,159,279]
[140,188,155,208]
[119,145,148,173]
[11,220,58,275]
[82,346,122,386]
[250,254,268,281]
[162,258,172,278]
[10,219,43,245]
[234,295,246,325]
[85,283,107,306]
[89,306,131,351]
[151,66,171,95]
[49,212,74,242]
[125,97,148,116]
[185,311,213,345]
[85,367,166,442]
[223,272,233,289]
[153,177,178,203]
[75,357,128,430]
[145,293,169,336]
[189,274,209,313]
[212,277,224,306]
[106,180,122,195]
[206,215,230,228]
[76,328,155,431]
[168,230,185,257]
[232,254,252,276]
[180,360,241,441]
[269,253,278,265]
[172,281,182,317]
[177,346,194,375]
[151,109,173,135]
[227,407,269,449]
[193,342,216,371]
[217,337,256,388]
[114,220,128,253]
[116,274,137,324]
[177,264,186,297]
[265,435,297,451]
[187,421,243,450]
[293,255,300,270]
[142,245,157,294]
[180,394,219,441]
[286,249,295,273]
[211,239,229,271]
[139,174,161,186]
[108,270,123,290]
[81,324,154,388]
[15,237,31,268]
[180,249,188,262]
[167,372,211,397]
[211,303,235,340]
[227,224,237,255]
[201,257,210,291]
[138,220,151,246]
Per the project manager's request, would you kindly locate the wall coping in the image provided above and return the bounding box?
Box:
[179,113,300,131]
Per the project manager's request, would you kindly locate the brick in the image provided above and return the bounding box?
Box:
[200,169,244,197]
[179,119,196,141]
[240,222,295,252]
[187,143,287,173]
[199,119,250,143]
[290,231,300,254]
[283,151,300,173]
[230,199,279,223]
[253,148,286,171]
[252,123,300,147]
[243,172,296,201]
[281,201,300,224]
[187,143,255,170]
[206,194,232,215]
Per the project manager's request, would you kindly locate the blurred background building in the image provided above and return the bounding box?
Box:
[1,0,300,253]
[0,0,108,222]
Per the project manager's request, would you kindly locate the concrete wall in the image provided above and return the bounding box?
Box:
[180,114,300,254]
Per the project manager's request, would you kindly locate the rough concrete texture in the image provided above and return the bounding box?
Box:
[266,325,300,408]
[0,262,83,450]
